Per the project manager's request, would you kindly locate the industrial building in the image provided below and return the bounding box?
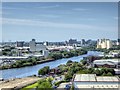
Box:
[0,56,28,65]
[93,59,120,68]
[73,74,119,90]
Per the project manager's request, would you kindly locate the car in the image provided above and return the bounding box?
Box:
[53,86,57,89]
[64,84,71,90]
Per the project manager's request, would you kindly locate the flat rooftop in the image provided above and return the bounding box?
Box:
[0,56,28,59]
[74,74,96,82]
[73,74,119,82]
[73,74,119,89]
[96,76,119,82]
[76,85,119,89]
[93,59,119,63]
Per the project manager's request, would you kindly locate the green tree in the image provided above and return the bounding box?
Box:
[95,69,101,76]
[106,72,113,76]
[81,60,87,65]
[37,80,52,90]
[38,66,50,75]
[65,71,73,81]
[102,72,107,76]
[67,60,73,64]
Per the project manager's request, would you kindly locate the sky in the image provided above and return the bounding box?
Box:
[1,2,118,42]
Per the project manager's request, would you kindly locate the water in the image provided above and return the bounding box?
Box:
[0,51,102,80]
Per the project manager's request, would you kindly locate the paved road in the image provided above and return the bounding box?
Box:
[0,77,40,90]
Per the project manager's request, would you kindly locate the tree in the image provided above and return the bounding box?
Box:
[102,72,107,76]
[81,60,87,65]
[38,79,46,84]
[100,68,115,76]
[106,72,113,76]
[67,60,73,64]
[38,66,50,75]
[88,68,94,74]
[46,77,53,83]
[65,71,73,81]
[37,79,52,90]
[48,52,63,60]
[95,69,101,76]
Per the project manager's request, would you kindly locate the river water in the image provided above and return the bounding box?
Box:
[0,51,102,80]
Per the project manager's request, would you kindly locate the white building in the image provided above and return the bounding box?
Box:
[97,39,112,49]
[29,39,47,51]
[29,39,49,57]
[35,44,46,51]
[42,50,49,58]
[93,59,120,68]
[73,74,119,90]
[29,39,36,52]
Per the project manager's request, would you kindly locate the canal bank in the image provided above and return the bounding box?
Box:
[0,76,40,89]
[0,51,102,80]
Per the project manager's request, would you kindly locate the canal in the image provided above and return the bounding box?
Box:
[0,51,103,80]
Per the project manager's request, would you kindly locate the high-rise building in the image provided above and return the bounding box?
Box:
[81,39,86,45]
[118,39,120,42]
[97,39,112,49]
[29,39,36,51]
[69,39,77,45]
[118,39,120,45]
[29,39,49,57]
[43,50,49,58]
[43,41,49,46]
[16,41,24,47]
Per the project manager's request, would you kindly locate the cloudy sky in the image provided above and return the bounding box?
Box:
[2,2,118,42]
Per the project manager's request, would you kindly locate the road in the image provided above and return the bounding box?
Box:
[0,77,40,90]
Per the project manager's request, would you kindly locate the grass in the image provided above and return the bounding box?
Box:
[21,82,38,90]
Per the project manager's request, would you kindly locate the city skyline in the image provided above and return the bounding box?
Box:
[2,2,118,42]
[1,38,118,43]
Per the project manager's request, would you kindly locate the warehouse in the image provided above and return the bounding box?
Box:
[93,59,120,68]
[73,74,119,90]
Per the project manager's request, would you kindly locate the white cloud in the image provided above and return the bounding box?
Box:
[36,5,60,9]
[2,4,60,11]
[2,18,96,29]
[72,8,88,11]
[38,14,60,18]
[2,18,116,32]
[2,6,25,10]
[85,18,96,21]
[2,0,119,2]
[113,16,118,20]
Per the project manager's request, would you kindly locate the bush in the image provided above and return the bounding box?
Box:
[54,80,67,86]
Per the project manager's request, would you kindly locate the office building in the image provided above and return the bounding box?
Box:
[43,50,49,58]
[118,38,120,43]
[81,39,86,45]
[117,39,120,45]
[69,39,77,45]
[29,39,49,57]
[16,41,24,47]
[29,39,36,51]
[29,39,47,52]
[35,44,46,51]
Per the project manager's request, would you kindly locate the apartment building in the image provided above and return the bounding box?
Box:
[97,39,112,49]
